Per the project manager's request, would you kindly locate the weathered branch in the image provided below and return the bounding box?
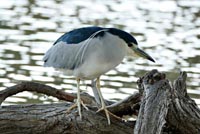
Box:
[167,72,200,134]
[134,70,200,134]
[0,81,76,105]
[0,81,110,106]
[134,70,170,134]
[0,82,141,117]
[0,82,140,134]
[0,81,138,134]
[0,103,134,134]
[0,70,200,134]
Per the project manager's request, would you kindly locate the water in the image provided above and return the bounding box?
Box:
[0,0,200,106]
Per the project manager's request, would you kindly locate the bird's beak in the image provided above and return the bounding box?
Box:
[132,46,155,62]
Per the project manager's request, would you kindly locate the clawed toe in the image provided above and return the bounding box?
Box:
[66,100,89,120]
[66,103,77,114]
[81,101,89,111]
[96,107,122,123]
[96,107,111,125]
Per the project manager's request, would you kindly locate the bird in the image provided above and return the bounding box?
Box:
[43,26,155,124]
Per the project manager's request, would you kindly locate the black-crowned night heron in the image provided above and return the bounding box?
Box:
[43,26,154,124]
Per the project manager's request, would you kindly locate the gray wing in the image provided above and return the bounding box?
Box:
[43,29,108,70]
[43,41,85,70]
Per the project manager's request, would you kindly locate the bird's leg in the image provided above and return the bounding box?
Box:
[76,78,82,120]
[91,79,101,106]
[66,78,88,120]
[77,79,88,111]
[96,77,111,125]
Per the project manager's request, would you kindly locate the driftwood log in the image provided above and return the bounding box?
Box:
[0,70,199,134]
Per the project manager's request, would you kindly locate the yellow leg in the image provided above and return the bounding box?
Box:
[76,78,82,120]
[96,77,111,125]
[66,79,88,120]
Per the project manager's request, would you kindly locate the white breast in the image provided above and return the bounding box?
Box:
[73,33,128,79]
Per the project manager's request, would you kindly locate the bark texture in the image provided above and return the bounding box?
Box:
[0,82,139,134]
[167,72,200,134]
[134,70,169,134]
[134,70,200,134]
[0,103,134,134]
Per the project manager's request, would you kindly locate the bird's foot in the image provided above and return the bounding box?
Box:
[96,107,111,125]
[81,101,89,111]
[66,103,77,114]
[66,100,89,120]
[97,107,122,125]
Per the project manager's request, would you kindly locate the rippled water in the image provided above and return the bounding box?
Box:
[0,0,200,106]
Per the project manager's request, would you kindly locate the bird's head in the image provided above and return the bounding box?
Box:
[108,28,155,63]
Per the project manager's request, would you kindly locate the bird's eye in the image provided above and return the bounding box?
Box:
[128,43,133,47]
